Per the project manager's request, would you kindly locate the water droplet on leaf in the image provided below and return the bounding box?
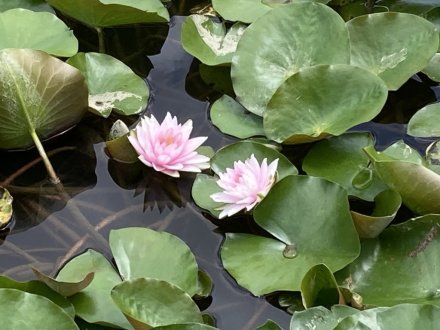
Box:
[283,244,297,259]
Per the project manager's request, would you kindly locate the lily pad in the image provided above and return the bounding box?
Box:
[351,190,402,238]
[0,48,88,150]
[0,187,13,228]
[290,305,359,330]
[32,268,94,297]
[382,140,424,164]
[407,102,440,137]
[46,0,169,27]
[111,278,203,329]
[105,120,139,163]
[255,320,282,330]
[0,0,54,12]
[221,176,360,295]
[212,0,271,23]
[337,215,440,306]
[0,275,75,317]
[109,227,199,296]
[301,264,340,309]
[422,53,440,82]
[0,9,77,57]
[302,133,387,201]
[365,145,440,215]
[181,15,246,66]
[210,95,264,139]
[426,140,440,174]
[191,174,223,218]
[56,249,130,329]
[347,12,439,90]
[195,270,213,298]
[232,2,350,115]
[0,289,79,329]
[264,64,388,144]
[335,304,440,329]
[67,52,148,117]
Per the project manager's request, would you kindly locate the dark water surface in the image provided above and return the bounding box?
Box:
[0,5,439,330]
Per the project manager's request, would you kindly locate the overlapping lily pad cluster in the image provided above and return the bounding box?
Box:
[184,0,440,328]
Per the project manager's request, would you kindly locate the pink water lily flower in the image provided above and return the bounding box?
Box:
[210,154,279,219]
[128,112,210,177]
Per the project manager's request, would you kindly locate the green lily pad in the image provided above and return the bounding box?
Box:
[302,133,387,201]
[365,145,440,215]
[0,9,77,57]
[351,190,402,239]
[335,304,440,329]
[56,249,130,329]
[0,289,79,329]
[0,275,74,317]
[181,15,246,66]
[67,52,148,117]
[382,140,424,164]
[46,0,169,27]
[301,264,340,309]
[191,174,223,218]
[212,0,271,23]
[0,48,88,150]
[422,53,440,82]
[337,214,440,306]
[264,64,388,144]
[105,120,139,163]
[195,270,213,298]
[109,227,199,296]
[111,278,203,329]
[232,2,350,116]
[407,102,440,137]
[255,320,282,330]
[210,95,264,139]
[0,0,54,12]
[290,305,359,330]
[347,12,439,90]
[32,268,94,297]
[0,187,13,227]
[221,176,360,295]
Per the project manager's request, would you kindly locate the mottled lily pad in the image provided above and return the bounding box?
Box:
[67,52,148,118]
[181,15,246,66]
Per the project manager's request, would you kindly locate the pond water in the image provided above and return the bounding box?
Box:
[0,2,439,329]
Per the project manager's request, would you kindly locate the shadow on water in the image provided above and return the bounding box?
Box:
[0,2,439,329]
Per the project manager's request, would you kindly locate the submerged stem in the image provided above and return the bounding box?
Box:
[29,129,59,184]
[96,27,106,53]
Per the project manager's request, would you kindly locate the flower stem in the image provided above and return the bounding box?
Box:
[96,27,106,53]
[29,129,59,184]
